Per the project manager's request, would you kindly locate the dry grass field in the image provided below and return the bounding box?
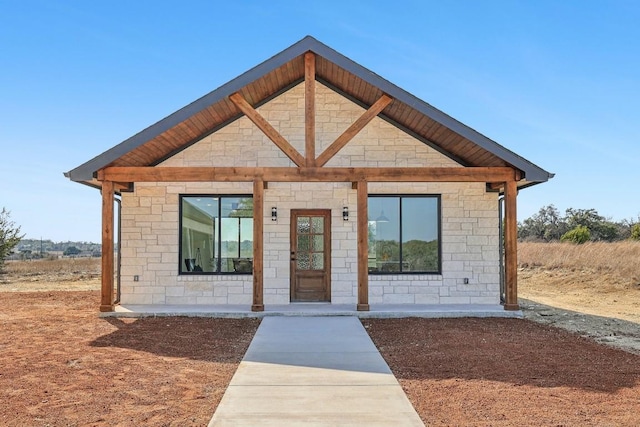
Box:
[0,258,100,291]
[519,241,640,323]
[519,240,640,282]
[2,245,640,425]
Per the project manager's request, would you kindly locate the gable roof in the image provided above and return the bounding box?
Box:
[65,35,553,188]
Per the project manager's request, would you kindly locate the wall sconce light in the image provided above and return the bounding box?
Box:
[342,206,349,221]
[271,207,277,221]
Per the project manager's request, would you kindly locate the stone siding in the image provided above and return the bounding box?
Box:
[119,83,500,306]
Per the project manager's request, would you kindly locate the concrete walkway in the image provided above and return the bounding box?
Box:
[208,317,424,426]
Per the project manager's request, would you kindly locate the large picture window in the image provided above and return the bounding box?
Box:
[368,195,441,274]
[180,195,253,274]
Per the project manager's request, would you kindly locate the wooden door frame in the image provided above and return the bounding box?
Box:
[290,209,332,302]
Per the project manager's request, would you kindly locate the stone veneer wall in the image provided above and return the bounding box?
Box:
[118,82,500,306]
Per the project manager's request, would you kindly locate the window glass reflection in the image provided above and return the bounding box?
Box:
[180,196,253,274]
[368,196,440,274]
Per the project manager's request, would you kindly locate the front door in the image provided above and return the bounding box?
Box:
[290,209,331,302]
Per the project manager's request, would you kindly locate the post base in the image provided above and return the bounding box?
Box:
[356,304,370,312]
[99,304,114,312]
[503,303,520,311]
[251,304,264,312]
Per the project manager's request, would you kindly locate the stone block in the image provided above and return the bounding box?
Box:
[383,294,414,304]
[415,294,440,304]
[165,286,184,297]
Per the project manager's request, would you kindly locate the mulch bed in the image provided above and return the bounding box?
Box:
[364,318,640,426]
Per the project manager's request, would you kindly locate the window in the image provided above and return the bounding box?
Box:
[368,195,440,274]
[180,195,253,274]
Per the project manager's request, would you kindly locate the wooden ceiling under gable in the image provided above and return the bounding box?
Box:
[66,36,552,188]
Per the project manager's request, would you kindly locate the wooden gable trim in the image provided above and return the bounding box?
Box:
[68,37,552,186]
[98,166,519,184]
[229,92,306,167]
[315,94,393,167]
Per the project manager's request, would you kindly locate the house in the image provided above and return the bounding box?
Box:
[65,36,553,313]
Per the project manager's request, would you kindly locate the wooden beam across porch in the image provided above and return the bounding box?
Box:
[98,166,519,184]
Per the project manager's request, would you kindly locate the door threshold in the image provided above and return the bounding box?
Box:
[290,301,332,304]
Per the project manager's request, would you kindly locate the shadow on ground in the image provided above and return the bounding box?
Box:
[91,317,260,362]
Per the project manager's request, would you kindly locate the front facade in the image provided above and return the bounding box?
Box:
[66,37,552,313]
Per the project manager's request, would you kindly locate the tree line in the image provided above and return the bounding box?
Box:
[1,208,103,270]
[518,205,640,243]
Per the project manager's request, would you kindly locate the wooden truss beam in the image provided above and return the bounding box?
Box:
[305,51,316,166]
[315,94,393,167]
[99,166,518,184]
[229,92,306,167]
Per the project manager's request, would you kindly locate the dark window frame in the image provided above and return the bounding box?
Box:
[368,194,442,275]
[179,194,253,276]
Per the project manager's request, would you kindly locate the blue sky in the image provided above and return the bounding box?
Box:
[1,1,638,242]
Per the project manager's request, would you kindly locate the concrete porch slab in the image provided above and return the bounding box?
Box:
[104,303,522,318]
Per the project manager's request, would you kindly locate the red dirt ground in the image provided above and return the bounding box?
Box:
[364,318,640,426]
[2,288,639,425]
[0,291,259,426]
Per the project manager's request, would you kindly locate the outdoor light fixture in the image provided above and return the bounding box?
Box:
[271,207,277,221]
[343,206,349,221]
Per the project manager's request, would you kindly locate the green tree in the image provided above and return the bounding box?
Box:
[0,208,24,269]
[631,224,640,241]
[402,239,439,271]
[561,226,591,244]
[64,246,81,256]
[565,208,618,242]
[518,204,567,241]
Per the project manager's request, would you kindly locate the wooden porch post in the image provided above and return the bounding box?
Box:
[504,179,519,310]
[252,179,265,312]
[356,180,369,311]
[100,180,115,312]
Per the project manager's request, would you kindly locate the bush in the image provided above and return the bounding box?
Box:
[0,208,24,269]
[631,224,640,241]
[561,226,591,244]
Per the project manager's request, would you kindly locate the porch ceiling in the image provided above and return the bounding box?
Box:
[65,36,553,189]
